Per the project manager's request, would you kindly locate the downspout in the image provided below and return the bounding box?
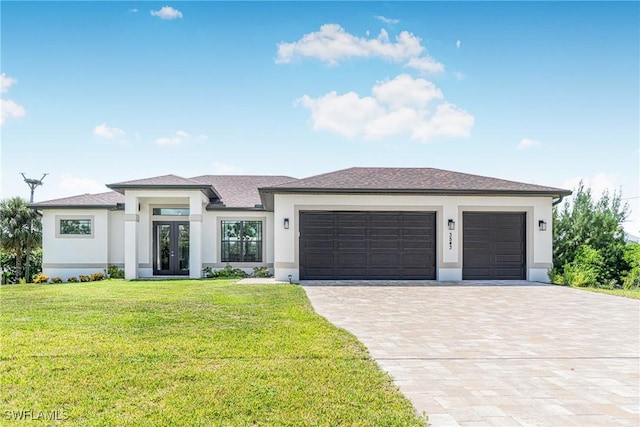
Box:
[552,195,565,206]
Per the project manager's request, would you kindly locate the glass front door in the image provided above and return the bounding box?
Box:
[153,222,189,275]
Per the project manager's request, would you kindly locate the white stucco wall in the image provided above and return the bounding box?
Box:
[202,210,275,271]
[42,208,111,280]
[272,193,554,283]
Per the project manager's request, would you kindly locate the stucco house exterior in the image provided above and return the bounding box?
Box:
[32,167,571,282]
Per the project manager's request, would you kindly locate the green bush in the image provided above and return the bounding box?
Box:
[106,265,124,279]
[622,243,640,289]
[67,277,78,283]
[51,277,63,284]
[557,245,603,287]
[91,272,105,281]
[32,273,49,284]
[252,267,271,278]
[78,275,91,282]
[203,264,247,279]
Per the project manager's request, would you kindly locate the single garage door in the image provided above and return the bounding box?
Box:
[463,212,526,280]
[299,211,436,280]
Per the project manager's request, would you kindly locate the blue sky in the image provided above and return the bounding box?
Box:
[1,1,638,233]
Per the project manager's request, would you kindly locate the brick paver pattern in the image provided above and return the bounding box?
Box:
[304,281,640,427]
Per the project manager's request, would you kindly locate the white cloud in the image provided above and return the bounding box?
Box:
[296,74,474,142]
[1,73,26,125]
[1,99,26,125]
[297,91,383,138]
[129,8,138,13]
[1,73,17,93]
[411,103,475,141]
[454,71,465,80]
[404,55,445,74]
[212,162,244,175]
[156,130,205,146]
[456,40,461,48]
[517,138,542,150]
[93,123,125,139]
[276,24,424,65]
[59,174,106,195]
[372,73,442,109]
[375,15,400,25]
[150,6,183,20]
[561,173,619,200]
[277,24,445,75]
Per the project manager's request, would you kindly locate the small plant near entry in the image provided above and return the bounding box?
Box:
[91,272,105,281]
[18,278,27,284]
[203,264,247,278]
[32,273,49,284]
[51,277,63,284]
[79,275,92,282]
[67,277,78,283]
[106,265,124,279]
[252,267,271,278]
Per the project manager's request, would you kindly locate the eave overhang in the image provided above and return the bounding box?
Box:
[258,187,573,211]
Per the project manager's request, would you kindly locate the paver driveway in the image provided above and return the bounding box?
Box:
[304,282,640,427]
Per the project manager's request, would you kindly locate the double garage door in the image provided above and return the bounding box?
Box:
[300,211,436,280]
[299,211,526,280]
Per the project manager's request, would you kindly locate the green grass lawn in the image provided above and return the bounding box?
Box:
[1,280,425,426]
[576,286,640,299]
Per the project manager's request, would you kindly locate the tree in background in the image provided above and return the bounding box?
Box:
[0,197,42,283]
[551,182,630,287]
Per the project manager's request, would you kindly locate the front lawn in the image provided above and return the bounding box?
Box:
[0,280,424,426]
[576,286,640,299]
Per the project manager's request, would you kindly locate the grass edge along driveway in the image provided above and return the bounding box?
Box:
[1,279,425,426]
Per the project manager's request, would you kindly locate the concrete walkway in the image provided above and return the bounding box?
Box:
[304,282,640,427]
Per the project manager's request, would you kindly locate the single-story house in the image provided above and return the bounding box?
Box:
[32,167,571,282]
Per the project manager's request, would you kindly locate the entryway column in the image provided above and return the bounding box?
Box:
[189,194,203,279]
[124,194,139,280]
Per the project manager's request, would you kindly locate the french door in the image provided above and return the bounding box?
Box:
[153,222,189,275]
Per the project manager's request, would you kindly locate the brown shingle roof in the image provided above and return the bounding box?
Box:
[108,174,202,187]
[31,191,124,208]
[35,175,298,209]
[266,167,570,194]
[191,175,297,208]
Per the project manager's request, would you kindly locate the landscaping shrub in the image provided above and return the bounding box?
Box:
[623,243,640,289]
[551,183,630,288]
[252,267,271,278]
[32,273,49,284]
[558,245,603,287]
[203,264,247,278]
[78,275,91,282]
[51,277,63,284]
[67,277,78,283]
[106,265,124,279]
[91,272,105,281]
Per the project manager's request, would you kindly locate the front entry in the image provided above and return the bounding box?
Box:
[153,222,189,275]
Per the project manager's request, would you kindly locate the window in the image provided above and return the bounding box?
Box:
[221,221,262,262]
[60,219,92,235]
[152,208,189,216]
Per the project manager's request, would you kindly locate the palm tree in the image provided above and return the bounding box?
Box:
[0,197,41,283]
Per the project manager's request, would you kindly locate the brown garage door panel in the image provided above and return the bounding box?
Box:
[300,211,436,280]
[463,212,526,280]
